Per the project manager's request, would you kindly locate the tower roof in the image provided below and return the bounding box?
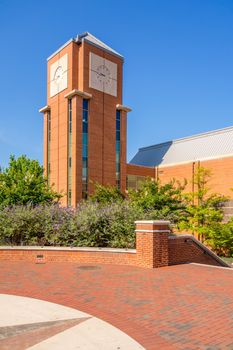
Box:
[76,32,123,59]
[47,32,123,60]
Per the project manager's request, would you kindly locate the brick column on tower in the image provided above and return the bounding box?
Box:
[71,94,83,205]
[135,220,171,268]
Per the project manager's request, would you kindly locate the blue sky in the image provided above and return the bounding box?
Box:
[0,0,233,168]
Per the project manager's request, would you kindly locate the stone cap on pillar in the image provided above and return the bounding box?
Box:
[135,220,170,225]
[135,220,171,233]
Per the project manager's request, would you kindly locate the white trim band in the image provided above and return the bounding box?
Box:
[135,229,171,233]
[135,220,170,225]
[0,246,136,254]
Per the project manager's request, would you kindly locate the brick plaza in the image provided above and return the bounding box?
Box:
[0,261,233,349]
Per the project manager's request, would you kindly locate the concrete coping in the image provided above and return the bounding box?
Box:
[64,89,92,99]
[135,220,171,225]
[168,234,193,239]
[39,105,50,113]
[116,104,132,113]
[0,246,136,254]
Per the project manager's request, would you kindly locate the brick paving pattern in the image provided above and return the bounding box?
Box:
[0,262,232,349]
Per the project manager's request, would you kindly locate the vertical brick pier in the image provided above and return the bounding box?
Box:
[135,220,171,268]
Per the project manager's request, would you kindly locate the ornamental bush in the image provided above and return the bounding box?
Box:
[128,178,187,223]
[205,220,233,257]
[0,205,74,246]
[73,201,141,248]
[0,202,142,248]
[89,183,125,204]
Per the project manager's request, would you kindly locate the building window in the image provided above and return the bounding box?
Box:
[68,99,72,206]
[116,110,121,189]
[82,99,89,199]
[127,175,146,191]
[47,111,51,184]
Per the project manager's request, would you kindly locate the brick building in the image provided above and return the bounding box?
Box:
[40,32,233,207]
[130,126,233,196]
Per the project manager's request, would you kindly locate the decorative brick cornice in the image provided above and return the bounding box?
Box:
[116,104,132,113]
[39,105,50,113]
[64,89,92,99]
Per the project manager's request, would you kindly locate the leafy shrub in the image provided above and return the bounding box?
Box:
[0,205,74,245]
[72,201,141,248]
[177,167,228,241]
[128,178,186,223]
[90,183,125,204]
[0,202,142,248]
[205,221,233,257]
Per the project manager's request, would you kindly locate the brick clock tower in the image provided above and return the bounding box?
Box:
[39,32,131,206]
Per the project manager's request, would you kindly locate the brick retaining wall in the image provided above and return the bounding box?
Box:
[168,235,226,267]
[0,246,137,266]
[0,221,229,268]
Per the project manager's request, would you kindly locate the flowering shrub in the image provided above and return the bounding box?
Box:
[0,202,142,248]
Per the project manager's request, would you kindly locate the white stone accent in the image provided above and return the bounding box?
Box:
[89,52,117,97]
[135,220,171,225]
[50,54,68,97]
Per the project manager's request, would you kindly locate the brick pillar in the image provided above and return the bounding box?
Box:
[135,220,170,268]
[71,95,83,206]
[120,110,127,193]
[43,111,48,177]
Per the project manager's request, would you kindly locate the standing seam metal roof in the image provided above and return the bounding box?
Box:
[77,32,123,59]
[130,126,233,167]
[47,32,123,61]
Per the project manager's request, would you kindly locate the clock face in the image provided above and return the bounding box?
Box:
[89,52,117,96]
[54,66,63,85]
[96,65,111,85]
[50,54,68,97]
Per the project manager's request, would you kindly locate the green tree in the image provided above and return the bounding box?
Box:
[206,221,233,257]
[90,183,125,204]
[178,167,227,241]
[0,155,61,206]
[128,178,187,223]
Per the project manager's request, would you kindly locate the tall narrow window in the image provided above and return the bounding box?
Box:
[47,111,51,185]
[82,99,89,199]
[116,110,121,189]
[68,99,72,206]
